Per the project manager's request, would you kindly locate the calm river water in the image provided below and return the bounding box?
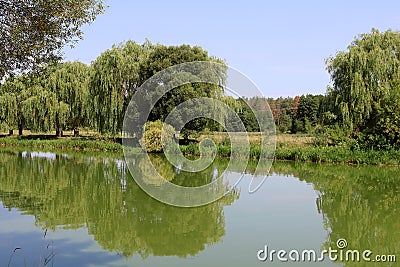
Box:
[0,149,398,266]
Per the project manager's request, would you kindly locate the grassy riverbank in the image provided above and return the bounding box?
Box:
[0,136,123,152]
[1,134,399,165]
[178,142,400,165]
[274,145,400,165]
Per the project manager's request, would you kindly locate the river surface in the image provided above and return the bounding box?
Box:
[0,149,398,266]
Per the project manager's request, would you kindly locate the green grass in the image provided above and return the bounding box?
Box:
[1,135,399,166]
[178,141,400,165]
[274,145,400,165]
[0,137,123,152]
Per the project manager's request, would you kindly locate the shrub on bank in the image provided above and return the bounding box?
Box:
[139,120,176,153]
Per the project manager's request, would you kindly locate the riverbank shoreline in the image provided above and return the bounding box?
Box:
[1,136,399,166]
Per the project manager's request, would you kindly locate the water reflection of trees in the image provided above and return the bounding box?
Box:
[272,162,400,267]
[3,149,397,265]
[0,150,239,258]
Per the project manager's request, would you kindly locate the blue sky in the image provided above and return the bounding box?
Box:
[64,0,400,98]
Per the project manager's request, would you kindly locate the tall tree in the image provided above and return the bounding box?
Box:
[123,43,227,140]
[44,61,90,136]
[89,41,150,135]
[278,97,296,133]
[0,0,105,78]
[326,29,400,148]
[291,94,323,133]
[235,98,259,132]
[0,74,36,135]
[139,44,225,122]
[21,84,58,133]
[0,71,70,135]
[0,81,17,134]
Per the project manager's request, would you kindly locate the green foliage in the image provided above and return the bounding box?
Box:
[179,142,265,160]
[0,92,17,129]
[291,94,324,133]
[274,144,400,165]
[267,96,297,133]
[239,95,324,134]
[325,29,400,149]
[0,62,91,135]
[0,137,123,152]
[0,73,40,133]
[139,120,176,153]
[312,124,355,148]
[21,85,58,132]
[1,133,400,165]
[3,27,400,155]
[139,44,219,86]
[236,98,259,132]
[0,40,227,137]
[180,142,202,157]
[136,44,226,138]
[45,61,90,133]
[88,40,225,137]
[0,0,105,78]
[89,46,127,134]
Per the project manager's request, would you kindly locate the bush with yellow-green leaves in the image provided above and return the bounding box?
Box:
[139,120,176,153]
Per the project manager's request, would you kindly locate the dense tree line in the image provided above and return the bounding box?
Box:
[236,94,324,134]
[0,41,225,137]
[1,29,399,150]
[0,30,329,138]
[0,61,90,136]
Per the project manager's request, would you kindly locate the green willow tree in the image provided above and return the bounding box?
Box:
[21,84,58,133]
[89,41,151,135]
[0,85,18,134]
[0,74,39,135]
[44,61,90,136]
[325,29,400,149]
[0,71,72,135]
[1,40,228,137]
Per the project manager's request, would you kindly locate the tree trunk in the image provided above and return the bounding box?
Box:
[18,127,23,136]
[56,129,63,137]
[73,129,79,137]
[8,130,13,136]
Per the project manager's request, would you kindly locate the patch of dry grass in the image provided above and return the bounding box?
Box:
[200,132,314,147]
